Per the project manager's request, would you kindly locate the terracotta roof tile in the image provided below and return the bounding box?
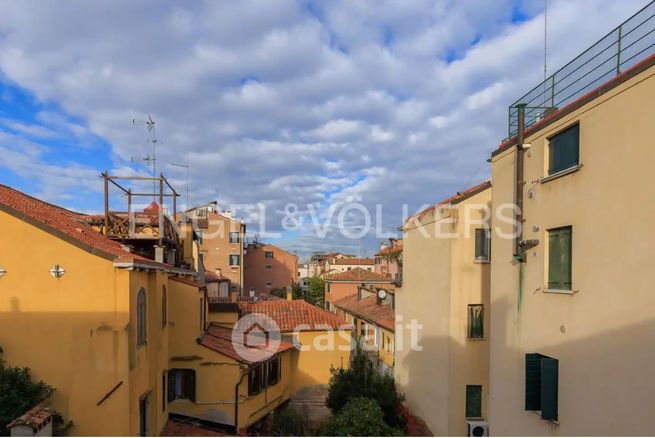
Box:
[333,295,395,332]
[0,183,160,265]
[7,403,54,431]
[325,267,394,283]
[332,258,374,266]
[375,242,403,257]
[239,300,349,332]
[199,324,294,364]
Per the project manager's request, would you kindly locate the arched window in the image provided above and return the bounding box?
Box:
[137,288,147,346]
[162,286,167,329]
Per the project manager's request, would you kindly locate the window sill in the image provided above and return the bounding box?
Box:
[543,288,574,295]
[467,337,486,341]
[540,164,582,184]
[529,410,559,425]
[473,259,490,264]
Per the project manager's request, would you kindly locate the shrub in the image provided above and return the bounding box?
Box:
[321,397,401,436]
[0,356,72,436]
[326,345,406,429]
[269,404,313,436]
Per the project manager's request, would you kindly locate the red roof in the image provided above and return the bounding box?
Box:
[375,242,403,257]
[239,299,348,332]
[404,180,492,227]
[7,403,54,431]
[332,258,374,266]
[325,267,394,283]
[199,324,294,364]
[0,184,161,265]
[333,294,395,332]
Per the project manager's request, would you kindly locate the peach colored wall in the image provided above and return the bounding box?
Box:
[374,257,399,279]
[243,244,298,296]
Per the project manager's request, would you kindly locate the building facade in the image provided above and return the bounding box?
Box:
[243,243,298,296]
[324,268,394,311]
[395,181,491,436]
[374,239,402,281]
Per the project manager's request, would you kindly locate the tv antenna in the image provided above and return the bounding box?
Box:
[131,114,159,199]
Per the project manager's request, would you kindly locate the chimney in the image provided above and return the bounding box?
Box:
[286,286,293,301]
[154,245,165,264]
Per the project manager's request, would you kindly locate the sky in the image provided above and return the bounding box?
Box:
[0,0,649,259]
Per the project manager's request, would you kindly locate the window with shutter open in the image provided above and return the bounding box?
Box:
[525,353,559,421]
[548,226,572,290]
[474,229,491,261]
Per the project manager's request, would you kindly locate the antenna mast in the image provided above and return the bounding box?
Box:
[131,114,158,200]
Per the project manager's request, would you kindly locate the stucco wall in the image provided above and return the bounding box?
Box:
[489,64,655,435]
[243,244,298,296]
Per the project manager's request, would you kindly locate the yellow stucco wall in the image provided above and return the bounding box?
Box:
[0,211,132,435]
[489,65,655,435]
[395,186,491,436]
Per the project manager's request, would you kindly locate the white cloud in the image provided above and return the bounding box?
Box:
[0,0,649,257]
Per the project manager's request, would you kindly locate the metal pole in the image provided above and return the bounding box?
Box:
[159,175,164,246]
[616,25,623,75]
[514,104,526,261]
[103,172,109,235]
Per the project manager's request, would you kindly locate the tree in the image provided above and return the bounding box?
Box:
[326,344,406,429]
[269,404,313,436]
[321,397,401,436]
[0,355,72,436]
[304,276,325,306]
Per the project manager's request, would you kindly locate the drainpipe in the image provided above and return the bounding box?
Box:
[514,104,527,262]
[234,369,249,435]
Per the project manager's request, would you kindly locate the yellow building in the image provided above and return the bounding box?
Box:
[0,183,189,436]
[488,6,655,434]
[333,287,395,375]
[395,181,491,436]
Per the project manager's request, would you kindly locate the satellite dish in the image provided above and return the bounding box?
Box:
[377,289,387,300]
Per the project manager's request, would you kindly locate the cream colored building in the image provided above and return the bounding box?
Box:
[488,20,655,436]
[395,181,491,436]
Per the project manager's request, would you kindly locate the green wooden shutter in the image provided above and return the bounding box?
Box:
[540,358,559,421]
[525,353,542,411]
[188,371,196,402]
[465,385,482,418]
[548,227,572,290]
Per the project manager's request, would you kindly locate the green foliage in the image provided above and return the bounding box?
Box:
[269,404,313,436]
[305,276,325,306]
[321,397,402,436]
[291,282,303,299]
[0,356,72,436]
[326,344,406,429]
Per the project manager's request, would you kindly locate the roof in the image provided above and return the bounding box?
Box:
[204,271,228,283]
[332,258,374,266]
[404,180,492,228]
[0,184,165,266]
[375,242,403,257]
[239,299,349,332]
[207,294,283,304]
[7,403,54,431]
[198,324,295,364]
[325,267,394,283]
[333,295,395,332]
[246,242,298,259]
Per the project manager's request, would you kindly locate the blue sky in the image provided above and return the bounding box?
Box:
[0,0,648,258]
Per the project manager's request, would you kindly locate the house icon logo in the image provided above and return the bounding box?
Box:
[232,313,281,362]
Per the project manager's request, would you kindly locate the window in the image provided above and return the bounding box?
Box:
[548,124,579,175]
[196,231,203,244]
[137,288,147,347]
[168,369,196,402]
[229,232,240,243]
[265,251,274,259]
[229,254,240,266]
[360,322,367,338]
[467,304,484,339]
[525,353,559,421]
[474,228,491,261]
[466,385,482,419]
[327,283,331,294]
[266,282,272,288]
[162,286,167,329]
[265,265,272,270]
[199,298,205,333]
[162,373,166,411]
[548,226,572,290]
[248,364,263,395]
[139,394,149,437]
[267,357,281,387]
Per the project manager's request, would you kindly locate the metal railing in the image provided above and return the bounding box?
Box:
[507,0,655,138]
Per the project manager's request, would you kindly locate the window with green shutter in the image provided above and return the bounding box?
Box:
[548,226,572,290]
[549,124,579,175]
[525,353,559,421]
[474,228,491,261]
[467,304,484,339]
[466,385,482,419]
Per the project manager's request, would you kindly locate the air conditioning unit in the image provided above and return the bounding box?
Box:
[467,421,489,437]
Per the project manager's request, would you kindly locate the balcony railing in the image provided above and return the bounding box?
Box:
[507,0,655,139]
